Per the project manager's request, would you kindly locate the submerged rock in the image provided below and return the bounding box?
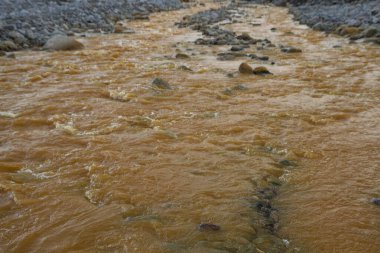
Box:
[232,84,248,91]
[253,66,272,75]
[152,78,172,90]
[239,62,253,74]
[253,234,287,253]
[197,223,221,232]
[43,35,84,51]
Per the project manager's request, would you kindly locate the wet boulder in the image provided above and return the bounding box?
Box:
[253,66,272,76]
[239,62,253,74]
[152,78,172,90]
[43,35,84,51]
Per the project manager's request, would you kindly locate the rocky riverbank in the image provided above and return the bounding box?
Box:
[0,0,183,52]
[248,0,380,44]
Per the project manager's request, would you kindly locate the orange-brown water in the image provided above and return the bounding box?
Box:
[0,3,379,253]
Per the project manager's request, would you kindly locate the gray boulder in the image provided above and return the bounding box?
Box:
[43,35,84,51]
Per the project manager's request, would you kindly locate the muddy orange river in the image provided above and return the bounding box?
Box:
[0,3,379,253]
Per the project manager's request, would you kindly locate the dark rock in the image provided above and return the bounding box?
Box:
[197,223,221,232]
[175,53,190,59]
[253,66,272,75]
[257,56,269,61]
[152,78,172,90]
[0,51,5,57]
[43,35,84,51]
[237,32,253,41]
[230,45,246,51]
[239,62,253,74]
[279,159,295,167]
[371,198,380,205]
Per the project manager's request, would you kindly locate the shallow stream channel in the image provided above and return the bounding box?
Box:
[0,2,379,253]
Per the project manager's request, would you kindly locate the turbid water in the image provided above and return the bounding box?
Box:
[0,2,379,253]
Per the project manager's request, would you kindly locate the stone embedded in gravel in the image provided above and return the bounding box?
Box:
[0,51,5,57]
[371,198,380,205]
[230,45,246,51]
[175,53,190,59]
[281,46,302,53]
[197,223,221,232]
[152,78,172,90]
[7,31,27,45]
[43,35,84,51]
[239,62,253,74]
[237,32,254,41]
[253,66,272,76]
[0,40,18,51]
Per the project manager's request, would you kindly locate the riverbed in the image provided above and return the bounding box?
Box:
[0,2,379,253]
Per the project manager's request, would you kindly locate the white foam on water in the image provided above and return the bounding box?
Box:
[0,111,18,118]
